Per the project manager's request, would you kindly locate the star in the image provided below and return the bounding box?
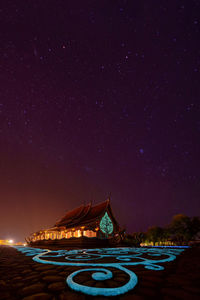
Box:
[139,148,144,154]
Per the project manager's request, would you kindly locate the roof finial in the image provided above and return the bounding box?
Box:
[108,192,112,201]
[90,192,94,206]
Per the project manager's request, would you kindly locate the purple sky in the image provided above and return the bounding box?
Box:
[1,1,200,242]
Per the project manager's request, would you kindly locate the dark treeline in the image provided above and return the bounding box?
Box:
[124,214,200,246]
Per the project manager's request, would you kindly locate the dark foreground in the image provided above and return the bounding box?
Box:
[0,246,200,300]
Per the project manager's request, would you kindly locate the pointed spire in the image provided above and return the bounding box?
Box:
[107,192,112,202]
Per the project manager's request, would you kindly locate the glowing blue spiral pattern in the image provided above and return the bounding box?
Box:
[14,246,187,296]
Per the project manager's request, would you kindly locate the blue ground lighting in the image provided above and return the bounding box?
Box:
[15,246,186,296]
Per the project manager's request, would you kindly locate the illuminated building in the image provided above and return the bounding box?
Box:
[27,199,122,247]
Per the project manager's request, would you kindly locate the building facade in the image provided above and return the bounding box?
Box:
[27,199,121,246]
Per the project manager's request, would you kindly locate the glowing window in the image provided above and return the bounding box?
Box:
[50,233,54,240]
[60,231,65,238]
[66,232,72,238]
[77,230,81,237]
[45,233,50,240]
[83,230,96,238]
[91,231,96,237]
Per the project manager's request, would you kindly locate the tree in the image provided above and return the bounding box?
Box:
[168,214,191,244]
[187,216,200,240]
[145,226,164,245]
[123,232,144,247]
[132,232,144,246]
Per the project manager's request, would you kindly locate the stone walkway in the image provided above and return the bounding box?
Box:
[0,246,200,299]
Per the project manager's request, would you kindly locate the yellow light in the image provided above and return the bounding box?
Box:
[9,240,13,244]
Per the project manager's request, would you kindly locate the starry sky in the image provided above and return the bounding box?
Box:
[1,1,200,242]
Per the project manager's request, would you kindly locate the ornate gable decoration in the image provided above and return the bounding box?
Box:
[100,212,113,235]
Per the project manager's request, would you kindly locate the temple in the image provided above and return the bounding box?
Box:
[27,198,122,247]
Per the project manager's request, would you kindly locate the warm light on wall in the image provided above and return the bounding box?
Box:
[83,230,96,238]
[30,225,99,242]
[45,233,50,240]
[74,230,81,238]
[66,232,72,238]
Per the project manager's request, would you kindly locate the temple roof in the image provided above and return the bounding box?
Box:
[55,203,91,227]
[55,199,119,229]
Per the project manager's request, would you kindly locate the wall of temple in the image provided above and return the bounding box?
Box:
[31,228,97,242]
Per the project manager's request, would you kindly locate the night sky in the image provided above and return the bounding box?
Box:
[1,1,200,242]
